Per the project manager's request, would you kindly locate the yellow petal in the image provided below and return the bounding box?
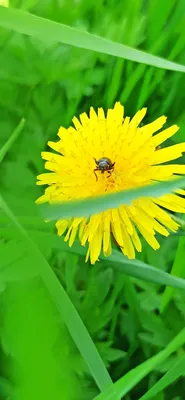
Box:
[153,143,185,164]
[69,226,78,247]
[35,194,50,204]
[130,226,142,252]
[118,205,133,235]
[37,173,57,185]
[141,116,167,135]
[48,140,63,153]
[150,164,185,180]
[56,219,70,236]
[79,219,87,241]
[80,112,89,126]
[104,240,112,257]
[98,107,105,119]
[111,210,124,247]
[139,228,160,250]
[88,214,102,241]
[152,125,179,146]
[130,108,147,128]
[72,116,82,130]
[149,201,178,229]
[89,107,97,121]
[85,247,90,263]
[113,102,124,122]
[120,224,135,259]
[135,203,169,236]
[155,197,185,213]
[57,126,68,139]
[44,161,58,172]
[89,227,102,264]
[103,212,111,253]
[176,189,185,196]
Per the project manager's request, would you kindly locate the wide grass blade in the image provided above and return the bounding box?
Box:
[0,7,185,72]
[0,118,25,164]
[39,177,185,220]
[94,327,185,400]
[0,194,112,392]
[2,279,82,400]
[139,355,185,400]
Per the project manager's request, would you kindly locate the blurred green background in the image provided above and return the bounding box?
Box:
[1,0,185,399]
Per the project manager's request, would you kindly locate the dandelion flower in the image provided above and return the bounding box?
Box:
[36,102,185,264]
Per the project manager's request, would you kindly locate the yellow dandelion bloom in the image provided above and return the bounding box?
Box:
[36,102,185,264]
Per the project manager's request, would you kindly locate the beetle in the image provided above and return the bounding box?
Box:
[93,157,115,181]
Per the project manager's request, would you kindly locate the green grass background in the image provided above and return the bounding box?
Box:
[1,0,185,399]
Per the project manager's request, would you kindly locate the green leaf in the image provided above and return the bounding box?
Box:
[0,194,112,393]
[0,118,25,164]
[0,7,185,72]
[93,327,185,400]
[39,177,185,220]
[160,235,185,313]
[139,355,185,400]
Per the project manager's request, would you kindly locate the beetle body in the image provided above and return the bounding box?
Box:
[94,157,115,180]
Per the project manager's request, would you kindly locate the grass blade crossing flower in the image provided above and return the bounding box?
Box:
[36,102,185,264]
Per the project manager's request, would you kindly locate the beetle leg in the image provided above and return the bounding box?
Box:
[94,169,98,181]
[93,157,98,165]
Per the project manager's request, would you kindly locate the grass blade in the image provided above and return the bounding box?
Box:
[0,194,112,392]
[94,328,185,400]
[107,250,185,291]
[160,235,185,313]
[139,355,185,400]
[0,7,185,72]
[0,118,25,164]
[38,177,185,220]
[1,227,185,291]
